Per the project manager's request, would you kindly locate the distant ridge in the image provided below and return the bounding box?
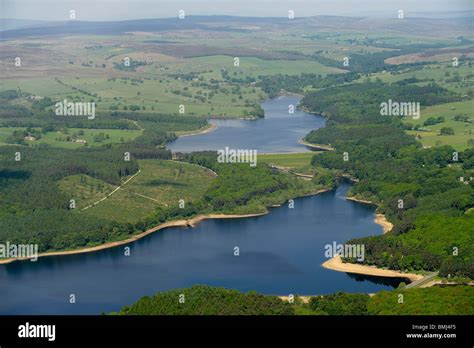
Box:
[0,15,472,40]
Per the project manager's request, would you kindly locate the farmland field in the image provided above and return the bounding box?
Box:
[0,126,142,148]
[405,100,474,150]
[257,152,315,168]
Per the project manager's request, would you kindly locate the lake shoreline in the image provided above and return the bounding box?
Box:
[319,161,442,288]
[374,213,394,234]
[298,138,335,151]
[322,255,423,283]
[321,197,422,283]
[0,214,264,265]
[345,196,376,205]
[0,188,331,265]
[175,123,217,138]
[345,196,393,234]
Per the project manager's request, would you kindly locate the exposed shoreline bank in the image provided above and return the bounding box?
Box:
[0,213,266,265]
[345,196,376,205]
[320,196,414,282]
[175,123,217,138]
[298,138,334,151]
[374,213,394,234]
[0,189,331,265]
[322,255,423,283]
[345,196,393,234]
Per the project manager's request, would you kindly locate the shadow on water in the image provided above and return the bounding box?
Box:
[346,273,409,287]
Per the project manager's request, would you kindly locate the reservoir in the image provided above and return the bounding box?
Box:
[168,95,326,153]
[0,96,404,315]
[0,184,403,315]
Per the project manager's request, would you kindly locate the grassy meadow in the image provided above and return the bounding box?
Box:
[70,159,216,223]
[405,100,474,150]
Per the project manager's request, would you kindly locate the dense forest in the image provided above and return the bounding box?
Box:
[307,292,369,315]
[0,142,170,252]
[306,286,473,315]
[367,286,474,315]
[258,71,361,98]
[300,80,473,278]
[113,285,294,315]
[113,285,474,315]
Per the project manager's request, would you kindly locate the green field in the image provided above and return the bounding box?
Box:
[58,175,116,210]
[365,63,474,93]
[0,127,142,148]
[76,159,216,223]
[405,100,474,150]
[2,75,264,118]
[187,55,344,77]
[1,78,77,96]
[0,127,23,144]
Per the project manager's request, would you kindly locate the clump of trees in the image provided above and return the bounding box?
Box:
[454,113,473,123]
[308,292,369,315]
[440,127,454,135]
[113,59,147,72]
[258,72,361,98]
[423,116,444,126]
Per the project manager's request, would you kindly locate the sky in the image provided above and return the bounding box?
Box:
[1,0,473,21]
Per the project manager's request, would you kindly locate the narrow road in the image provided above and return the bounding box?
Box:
[130,120,144,131]
[80,169,142,211]
[404,272,439,289]
[124,190,168,207]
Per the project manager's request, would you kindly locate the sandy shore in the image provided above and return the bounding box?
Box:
[374,213,393,234]
[186,213,267,227]
[322,196,410,282]
[345,196,376,205]
[322,255,423,282]
[346,197,393,234]
[298,138,334,151]
[176,123,217,138]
